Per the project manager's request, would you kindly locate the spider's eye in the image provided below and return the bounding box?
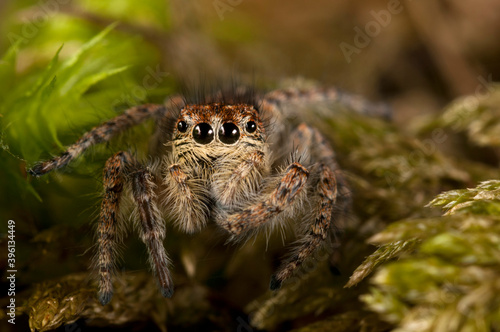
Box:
[219,123,240,145]
[193,123,214,144]
[246,121,257,133]
[177,121,188,133]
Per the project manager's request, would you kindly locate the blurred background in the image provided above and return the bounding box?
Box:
[2,0,500,121]
[1,0,500,331]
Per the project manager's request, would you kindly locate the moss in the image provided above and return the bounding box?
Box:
[440,86,500,147]
[359,181,500,331]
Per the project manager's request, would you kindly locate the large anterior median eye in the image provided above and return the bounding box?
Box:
[193,123,214,144]
[219,123,240,144]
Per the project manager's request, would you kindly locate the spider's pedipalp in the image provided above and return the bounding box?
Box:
[163,163,210,233]
[212,150,268,207]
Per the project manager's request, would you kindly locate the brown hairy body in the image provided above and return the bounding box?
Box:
[29,85,389,305]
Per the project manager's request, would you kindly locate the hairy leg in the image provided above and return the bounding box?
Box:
[29,104,167,176]
[270,163,338,290]
[98,151,172,305]
[98,152,128,305]
[271,123,351,289]
[129,163,173,298]
[261,86,391,121]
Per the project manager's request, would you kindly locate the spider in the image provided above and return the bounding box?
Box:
[28,84,390,305]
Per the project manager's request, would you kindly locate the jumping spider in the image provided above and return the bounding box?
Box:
[29,85,389,305]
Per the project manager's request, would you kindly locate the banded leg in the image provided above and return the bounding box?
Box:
[261,86,392,120]
[130,163,173,299]
[270,163,338,290]
[29,104,167,176]
[270,123,350,289]
[295,122,351,219]
[98,151,172,304]
[98,152,128,305]
[219,162,309,238]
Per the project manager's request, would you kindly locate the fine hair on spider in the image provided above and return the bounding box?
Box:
[29,80,390,305]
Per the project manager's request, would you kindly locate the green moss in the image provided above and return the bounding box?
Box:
[440,86,500,147]
[359,181,500,331]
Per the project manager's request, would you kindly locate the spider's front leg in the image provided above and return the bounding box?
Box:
[270,163,339,290]
[270,123,350,290]
[29,104,168,176]
[99,151,172,305]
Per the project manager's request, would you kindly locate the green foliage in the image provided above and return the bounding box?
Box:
[294,85,500,332]
[340,86,500,332]
[4,25,127,162]
[0,8,178,330]
[359,182,500,331]
[430,180,500,216]
[0,10,172,214]
[79,0,172,30]
[440,84,500,147]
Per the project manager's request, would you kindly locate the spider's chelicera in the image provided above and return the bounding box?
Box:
[29,85,390,305]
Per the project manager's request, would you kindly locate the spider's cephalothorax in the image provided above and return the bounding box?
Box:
[164,101,270,234]
[29,85,390,305]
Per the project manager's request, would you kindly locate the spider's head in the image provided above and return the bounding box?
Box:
[171,102,265,161]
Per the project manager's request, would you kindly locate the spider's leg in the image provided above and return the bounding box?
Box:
[129,160,173,299]
[29,103,167,176]
[218,162,309,237]
[98,152,128,305]
[98,151,173,305]
[261,86,391,120]
[270,124,351,290]
[270,163,338,290]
